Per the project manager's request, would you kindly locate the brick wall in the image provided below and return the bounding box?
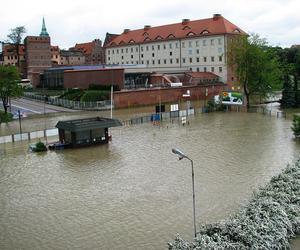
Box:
[113,84,225,108]
[63,68,124,90]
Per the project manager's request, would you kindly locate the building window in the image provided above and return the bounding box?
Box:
[170,59,173,64]
[146,46,149,51]
[197,67,199,72]
[211,39,214,46]
[112,50,114,54]
[188,49,192,55]
[141,46,143,52]
[152,60,155,64]
[108,50,110,55]
[158,59,161,64]
[189,41,192,47]
[121,56,124,59]
[219,56,222,62]
[190,68,192,71]
[196,57,200,62]
[117,49,119,54]
[163,44,166,49]
[189,58,193,63]
[169,43,172,49]
[126,48,128,53]
[211,56,214,62]
[121,49,123,53]
[141,54,144,58]
[170,51,173,56]
[136,61,138,64]
[141,60,144,64]
[176,43,178,48]
[164,59,167,64]
[182,58,186,63]
[152,53,155,57]
[176,58,179,64]
[196,49,199,54]
[152,45,154,50]
[218,38,222,45]
[136,47,138,52]
[131,55,133,59]
[219,67,222,73]
[146,60,149,64]
[203,56,207,62]
[196,41,199,47]
[182,42,185,48]
[211,67,214,72]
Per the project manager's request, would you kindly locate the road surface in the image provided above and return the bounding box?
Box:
[1,98,77,116]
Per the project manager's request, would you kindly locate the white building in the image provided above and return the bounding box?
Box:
[104,14,245,84]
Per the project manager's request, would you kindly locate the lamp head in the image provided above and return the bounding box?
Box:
[172,148,187,160]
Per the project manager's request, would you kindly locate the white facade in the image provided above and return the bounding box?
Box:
[106,35,228,82]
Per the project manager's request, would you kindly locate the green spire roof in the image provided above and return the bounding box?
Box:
[40,17,49,37]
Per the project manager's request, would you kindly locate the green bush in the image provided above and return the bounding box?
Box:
[291,115,300,138]
[59,89,83,101]
[80,90,109,102]
[0,111,13,123]
[35,141,47,152]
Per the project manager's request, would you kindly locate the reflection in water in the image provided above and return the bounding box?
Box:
[0,112,299,250]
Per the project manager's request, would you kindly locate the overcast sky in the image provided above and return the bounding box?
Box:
[1,0,299,49]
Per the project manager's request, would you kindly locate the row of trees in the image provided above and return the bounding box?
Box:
[228,33,300,110]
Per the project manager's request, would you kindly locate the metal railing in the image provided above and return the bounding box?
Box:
[23,92,112,110]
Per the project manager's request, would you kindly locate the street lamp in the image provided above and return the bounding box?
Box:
[172,148,197,238]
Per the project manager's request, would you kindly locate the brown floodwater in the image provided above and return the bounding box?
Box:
[0,110,299,249]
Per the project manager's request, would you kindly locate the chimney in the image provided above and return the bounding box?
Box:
[182,19,190,25]
[144,25,151,30]
[213,14,222,21]
[123,29,130,34]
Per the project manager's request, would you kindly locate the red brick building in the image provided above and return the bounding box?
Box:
[71,39,105,65]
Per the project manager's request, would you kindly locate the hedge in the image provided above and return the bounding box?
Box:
[80,90,109,102]
[169,159,300,249]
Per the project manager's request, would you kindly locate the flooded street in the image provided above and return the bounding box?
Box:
[0,111,299,249]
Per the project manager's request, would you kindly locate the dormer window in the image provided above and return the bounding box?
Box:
[144,37,151,42]
[155,35,163,40]
[186,32,196,36]
[201,30,209,34]
[129,39,135,43]
[167,34,176,39]
[143,32,149,37]
[234,29,241,33]
[182,26,191,30]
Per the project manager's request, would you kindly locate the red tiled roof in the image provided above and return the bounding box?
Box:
[105,15,245,47]
[185,72,219,79]
[3,44,25,55]
[51,45,60,52]
[73,41,95,55]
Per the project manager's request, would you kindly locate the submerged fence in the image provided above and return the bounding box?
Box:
[23,92,112,110]
[0,106,287,145]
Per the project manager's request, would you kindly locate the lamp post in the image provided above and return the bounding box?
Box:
[172,148,197,238]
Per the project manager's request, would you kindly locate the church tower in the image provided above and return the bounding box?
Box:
[40,17,49,37]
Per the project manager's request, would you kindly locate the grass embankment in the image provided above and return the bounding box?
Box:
[169,160,300,249]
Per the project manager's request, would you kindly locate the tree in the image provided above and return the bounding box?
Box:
[6,26,26,68]
[228,34,282,110]
[0,65,22,114]
[291,115,300,138]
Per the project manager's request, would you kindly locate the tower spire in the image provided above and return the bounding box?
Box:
[40,17,49,37]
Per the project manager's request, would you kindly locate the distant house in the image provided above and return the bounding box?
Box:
[55,117,122,148]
